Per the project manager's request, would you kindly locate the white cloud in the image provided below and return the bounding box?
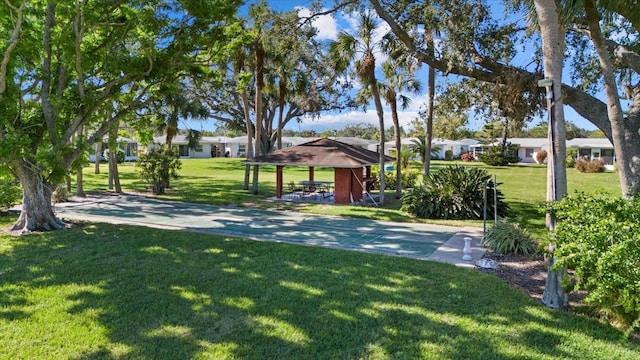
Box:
[297,7,338,40]
[295,108,421,132]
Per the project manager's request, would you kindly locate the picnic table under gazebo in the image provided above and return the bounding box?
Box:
[246,138,393,205]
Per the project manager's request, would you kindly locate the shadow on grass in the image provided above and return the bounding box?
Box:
[1,224,638,359]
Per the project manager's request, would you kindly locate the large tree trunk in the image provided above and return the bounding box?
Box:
[11,160,66,232]
[534,0,569,311]
[584,0,640,198]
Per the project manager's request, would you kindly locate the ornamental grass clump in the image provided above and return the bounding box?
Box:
[401,165,509,220]
[575,158,605,173]
[482,219,536,255]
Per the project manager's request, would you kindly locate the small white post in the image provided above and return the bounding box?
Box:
[462,237,473,261]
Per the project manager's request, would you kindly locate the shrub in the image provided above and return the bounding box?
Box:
[548,192,640,330]
[401,165,509,220]
[482,219,536,255]
[565,156,576,168]
[575,158,605,173]
[460,152,475,162]
[0,166,21,210]
[137,148,181,195]
[444,150,454,161]
[478,144,520,166]
[375,169,420,190]
[534,150,547,164]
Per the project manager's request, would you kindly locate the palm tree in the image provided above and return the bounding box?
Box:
[380,59,421,198]
[532,0,568,311]
[408,136,441,164]
[330,13,387,204]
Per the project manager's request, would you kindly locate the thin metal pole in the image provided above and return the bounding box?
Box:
[483,179,488,237]
[493,175,498,223]
[546,85,557,230]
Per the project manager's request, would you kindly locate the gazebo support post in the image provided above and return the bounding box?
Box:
[308,166,315,181]
[276,165,283,199]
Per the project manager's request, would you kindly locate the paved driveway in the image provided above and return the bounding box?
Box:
[50,194,485,266]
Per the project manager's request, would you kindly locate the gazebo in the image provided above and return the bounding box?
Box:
[246,138,393,204]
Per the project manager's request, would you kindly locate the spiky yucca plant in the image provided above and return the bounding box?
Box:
[401,165,509,220]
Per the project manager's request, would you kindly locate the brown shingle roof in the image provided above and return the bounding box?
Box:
[246,138,392,168]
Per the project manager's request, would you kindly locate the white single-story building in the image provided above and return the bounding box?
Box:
[471,138,549,163]
[567,138,615,167]
[89,136,138,162]
[382,137,479,160]
[148,135,234,158]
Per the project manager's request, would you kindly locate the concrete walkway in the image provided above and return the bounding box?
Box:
[48,193,486,268]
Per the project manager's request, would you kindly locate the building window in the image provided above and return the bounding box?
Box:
[525,148,534,158]
[237,144,246,157]
[125,143,138,157]
[195,144,203,152]
[579,148,591,159]
[178,145,189,157]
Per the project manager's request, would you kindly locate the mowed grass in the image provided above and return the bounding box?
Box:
[1,219,638,359]
[79,158,622,238]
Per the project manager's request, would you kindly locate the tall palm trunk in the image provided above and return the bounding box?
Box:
[241,92,253,190]
[366,65,386,204]
[424,64,435,175]
[252,42,265,195]
[389,95,402,198]
[534,0,569,311]
[277,78,286,150]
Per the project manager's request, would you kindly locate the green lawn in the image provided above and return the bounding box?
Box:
[1,219,638,359]
[79,158,622,239]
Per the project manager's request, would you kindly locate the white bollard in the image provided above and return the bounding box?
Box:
[462,237,473,261]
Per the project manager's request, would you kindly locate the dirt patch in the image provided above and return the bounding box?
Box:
[479,250,586,307]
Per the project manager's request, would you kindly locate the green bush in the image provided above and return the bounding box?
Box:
[549,192,640,330]
[566,148,578,167]
[379,169,420,190]
[482,219,536,255]
[137,148,181,195]
[565,156,576,168]
[575,158,605,173]
[0,166,21,210]
[478,144,520,166]
[444,150,453,161]
[401,165,509,220]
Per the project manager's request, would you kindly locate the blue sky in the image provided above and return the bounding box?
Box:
[192,1,604,134]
